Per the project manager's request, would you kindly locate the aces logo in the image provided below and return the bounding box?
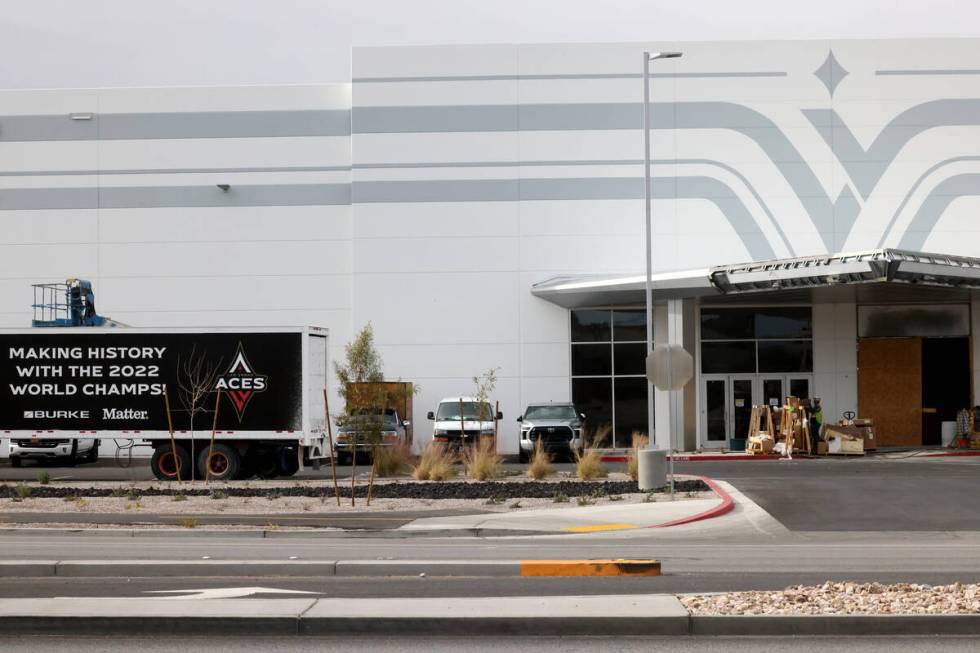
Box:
[215,344,268,421]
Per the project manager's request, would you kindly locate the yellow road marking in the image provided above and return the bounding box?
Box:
[520,559,661,577]
[562,523,639,533]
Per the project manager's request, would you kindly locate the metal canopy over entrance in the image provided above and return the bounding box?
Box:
[532,249,980,307]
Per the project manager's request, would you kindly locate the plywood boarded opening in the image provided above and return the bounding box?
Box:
[858,338,922,447]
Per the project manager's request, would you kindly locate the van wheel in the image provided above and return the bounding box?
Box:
[64,441,78,467]
[198,444,240,482]
[151,444,191,481]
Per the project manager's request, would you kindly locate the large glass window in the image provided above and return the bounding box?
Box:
[700,307,813,374]
[570,308,649,447]
[571,344,612,376]
[701,341,756,374]
[571,309,612,342]
[758,340,812,373]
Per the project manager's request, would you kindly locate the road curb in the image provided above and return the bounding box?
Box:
[690,614,980,635]
[0,558,669,578]
[651,475,734,528]
[918,450,980,458]
[600,454,780,463]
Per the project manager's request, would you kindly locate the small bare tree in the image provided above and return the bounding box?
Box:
[472,367,500,447]
[176,345,222,480]
[335,324,384,506]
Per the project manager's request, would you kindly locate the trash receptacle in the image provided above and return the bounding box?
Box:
[638,448,667,490]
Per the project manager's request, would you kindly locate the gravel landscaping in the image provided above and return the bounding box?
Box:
[682,582,980,615]
[0,477,707,500]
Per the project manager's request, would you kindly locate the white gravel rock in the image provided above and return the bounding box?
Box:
[682,582,980,615]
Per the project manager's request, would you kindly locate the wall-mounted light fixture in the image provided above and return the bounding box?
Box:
[216,184,231,192]
[69,113,94,121]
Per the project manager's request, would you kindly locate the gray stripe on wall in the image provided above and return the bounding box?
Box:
[0,184,351,210]
[0,166,352,177]
[877,69,980,76]
[353,72,786,83]
[0,110,351,142]
[353,175,776,260]
[898,173,980,250]
[350,101,855,252]
[355,105,518,133]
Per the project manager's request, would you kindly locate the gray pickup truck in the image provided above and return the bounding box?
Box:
[517,402,585,462]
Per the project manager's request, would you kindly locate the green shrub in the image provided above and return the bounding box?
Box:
[37,471,50,485]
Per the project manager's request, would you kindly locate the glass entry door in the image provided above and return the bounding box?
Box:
[701,376,756,448]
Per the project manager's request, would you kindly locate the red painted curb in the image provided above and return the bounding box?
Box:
[919,450,980,458]
[599,454,780,463]
[651,475,734,529]
[670,454,781,462]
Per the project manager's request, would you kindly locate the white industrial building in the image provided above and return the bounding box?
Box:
[3,38,980,454]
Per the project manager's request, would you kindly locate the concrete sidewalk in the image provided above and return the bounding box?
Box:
[402,484,729,533]
[2,596,980,636]
[401,498,720,533]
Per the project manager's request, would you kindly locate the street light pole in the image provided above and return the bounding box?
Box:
[643,50,682,453]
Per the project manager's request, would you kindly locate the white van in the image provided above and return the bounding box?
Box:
[427,396,502,445]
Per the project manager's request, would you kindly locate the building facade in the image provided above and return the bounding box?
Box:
[3,38,980,453]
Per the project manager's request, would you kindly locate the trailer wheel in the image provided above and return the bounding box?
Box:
[151,444,190,481]
[254,449,279,479]
[236,452,256,480]
[276,446,300,477]
[197,444,240,482]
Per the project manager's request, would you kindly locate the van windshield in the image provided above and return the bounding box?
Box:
[524,405,577,420]
[436,401,492,420]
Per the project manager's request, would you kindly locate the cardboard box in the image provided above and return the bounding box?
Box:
[827,433,864,455]
[817,441,828,455]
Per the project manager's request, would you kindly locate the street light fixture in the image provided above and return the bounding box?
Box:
[643,50,682,453]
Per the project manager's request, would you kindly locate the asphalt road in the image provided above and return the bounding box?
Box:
[9,635,980,653]
[688,457,980,531]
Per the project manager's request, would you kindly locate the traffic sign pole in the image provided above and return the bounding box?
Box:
[646,343,693,500]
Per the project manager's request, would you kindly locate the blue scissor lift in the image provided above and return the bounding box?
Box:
[31,279,124,328]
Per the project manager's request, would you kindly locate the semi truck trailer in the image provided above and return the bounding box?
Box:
[0,326,329,480]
